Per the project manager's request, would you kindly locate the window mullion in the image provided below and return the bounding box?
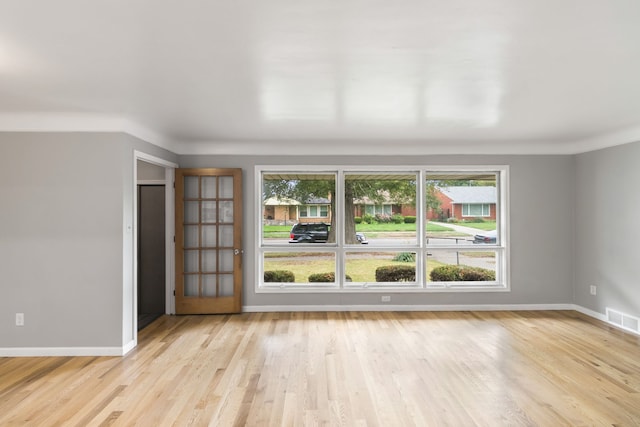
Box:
[336,170,345,288]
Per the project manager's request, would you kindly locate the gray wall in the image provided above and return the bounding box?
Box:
[138,160,166,181]
[0,132,177,349]
[180,154,575,308]
[7,130,637,350]
[575,141,640,319]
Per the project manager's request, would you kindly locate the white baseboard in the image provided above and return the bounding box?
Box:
[1,305,632,357]
[0,346,127,357]
[572,304,607,322]
[245,303,640,336]
[243,303,575,313]
[573,304,640,337]
[122,339,137,356]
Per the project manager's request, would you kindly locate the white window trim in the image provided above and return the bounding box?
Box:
[256,165,510,293]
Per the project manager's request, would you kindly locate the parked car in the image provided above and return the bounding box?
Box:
[289,223,368,244]
[473,229,497,244]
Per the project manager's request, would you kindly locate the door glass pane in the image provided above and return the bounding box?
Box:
[184,176,199,199]
[184,225,199,248]
[202,201,217,223]
[219,176,233,198]
[202,177,217,199]
[220,201,233,223]
[185,201,199,223]
[202,225,217,247]
[220,274,234,296]
[203,274,217,297]
[202,250,217,272]
[184,250,199,273]
[220,249,234,271]
[219,225,234,247]
[184,275,198,297]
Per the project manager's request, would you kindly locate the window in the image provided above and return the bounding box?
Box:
[258,166,508,292]
[300,204,329,218]
[462,203,491,217]
[364,204,393,216]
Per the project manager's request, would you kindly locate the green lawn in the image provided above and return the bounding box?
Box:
[456,221,496,231]
[262,222,453,238]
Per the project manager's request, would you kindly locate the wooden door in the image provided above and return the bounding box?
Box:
[175,168,243,314]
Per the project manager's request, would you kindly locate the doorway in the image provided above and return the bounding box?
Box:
[137,184,166,330]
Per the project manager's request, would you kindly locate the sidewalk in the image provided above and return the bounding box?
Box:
[430,221,484,236]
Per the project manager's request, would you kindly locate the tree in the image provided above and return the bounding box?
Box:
[263,175,417,244]
[263,177,338,241]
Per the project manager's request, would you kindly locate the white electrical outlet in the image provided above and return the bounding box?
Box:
[381,296,391,303]
[590,285,597,296]
[16,313,24,326]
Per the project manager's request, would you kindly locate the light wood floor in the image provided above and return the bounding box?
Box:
[1,311,640,426]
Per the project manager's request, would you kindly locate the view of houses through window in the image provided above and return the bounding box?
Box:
[258,166,508,291]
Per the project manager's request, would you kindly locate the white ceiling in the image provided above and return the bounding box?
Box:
[1,1,640,155]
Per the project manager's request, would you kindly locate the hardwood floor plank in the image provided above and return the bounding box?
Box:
[1,311,640,426]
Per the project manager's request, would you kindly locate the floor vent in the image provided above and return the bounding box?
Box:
[606,308,640,335]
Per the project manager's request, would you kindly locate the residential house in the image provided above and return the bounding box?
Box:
[263,197,300,224]
[430,186,497,221]
[263,196,331,224]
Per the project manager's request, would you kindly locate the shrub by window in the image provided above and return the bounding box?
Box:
[264,270,295,282]
[375,265,416,282]
[430,265,496,282]
[308,272,352,282]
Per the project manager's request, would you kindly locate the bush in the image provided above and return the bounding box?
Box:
[430,265,495,282]
[354,216,362,224]
[363,214,375,224]
[392,252,415,262]
[470,217,486,223]
[404,216,416,224]
[264,270,295,282]
[375,213,392,223]
[459,267,495,281]
[429,265,461,281]
[391,214,405,224]
[308,272,352,282]
[375,265,416,282]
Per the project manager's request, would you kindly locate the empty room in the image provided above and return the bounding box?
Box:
[1,1,640,426]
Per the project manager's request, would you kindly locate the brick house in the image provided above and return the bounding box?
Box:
[428,186,497,221]
[263,196,331,224]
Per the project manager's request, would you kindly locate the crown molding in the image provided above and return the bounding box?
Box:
[1,113,639,156]
[0,113,177,153]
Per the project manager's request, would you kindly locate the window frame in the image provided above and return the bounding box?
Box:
[256,165,509,293]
